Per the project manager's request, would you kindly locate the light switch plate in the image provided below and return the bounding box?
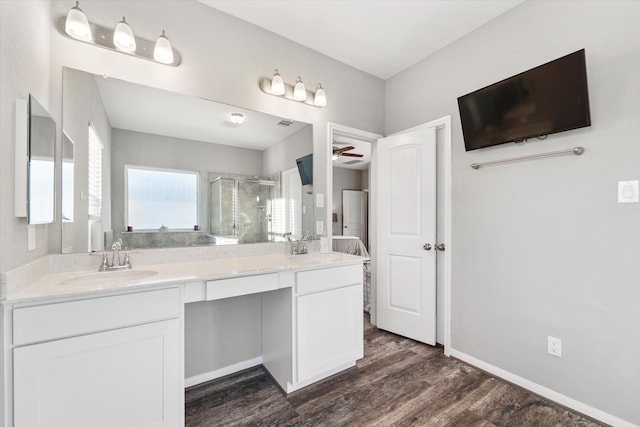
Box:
[315,220,324,235]
[316,193,324,208]
[618,180,639,203]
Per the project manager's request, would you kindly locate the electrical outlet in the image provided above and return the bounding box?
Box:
[547,336,562,357]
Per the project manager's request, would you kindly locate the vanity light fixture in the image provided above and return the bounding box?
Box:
[229,113,245,125]
[65,1,92,41]
[293,76,307,101]
[153,30,174,64]
[59,3,180,66]
[113,17,136,52]
[314,83,327,107]
[271,69,285,96]
[259,70,327,108]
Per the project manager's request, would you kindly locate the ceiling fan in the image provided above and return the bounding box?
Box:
[332,145,364,158]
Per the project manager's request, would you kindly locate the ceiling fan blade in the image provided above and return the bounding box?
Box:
[341,152,364,158]
[333,145,356,154]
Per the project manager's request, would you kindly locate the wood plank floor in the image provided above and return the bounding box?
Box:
[185,316,604,426]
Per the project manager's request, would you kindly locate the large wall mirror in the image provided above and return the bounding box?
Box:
[61,67,314,253]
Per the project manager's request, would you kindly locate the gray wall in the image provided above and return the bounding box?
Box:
[185,296,262,379]
[111,128,263,233]
[385,1,640,424]
[0,0,51,271]
[262,125,313,176]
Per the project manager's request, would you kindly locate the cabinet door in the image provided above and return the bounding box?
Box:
[13,319,181,427]
[296,284,363,383]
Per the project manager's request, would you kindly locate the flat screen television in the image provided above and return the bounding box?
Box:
[296,154,313,185]
[457,49,591,151]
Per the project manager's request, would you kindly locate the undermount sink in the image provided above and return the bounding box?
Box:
[60,269,159,286]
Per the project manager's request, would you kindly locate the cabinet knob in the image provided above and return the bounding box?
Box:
[423,243,432,251]
[436,243,446,251]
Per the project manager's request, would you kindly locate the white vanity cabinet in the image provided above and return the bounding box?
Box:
[295,264,364,383]
[10,287,183,427]
[262,263,364,392]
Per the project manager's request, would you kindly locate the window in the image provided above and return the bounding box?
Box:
[126,166,198,230]
[88,125,103,221]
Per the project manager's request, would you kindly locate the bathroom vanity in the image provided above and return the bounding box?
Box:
[1,250,365,427]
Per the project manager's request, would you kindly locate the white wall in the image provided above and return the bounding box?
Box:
[385,1,640,424]
[0,0,51,271]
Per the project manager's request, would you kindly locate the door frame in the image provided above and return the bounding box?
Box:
[328,117,452,357]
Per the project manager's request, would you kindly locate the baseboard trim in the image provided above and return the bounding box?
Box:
[184,356,263,388]
[449,348,637,427]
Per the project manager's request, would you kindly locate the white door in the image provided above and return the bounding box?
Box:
[342,190,364,239]
[376,127,437,345]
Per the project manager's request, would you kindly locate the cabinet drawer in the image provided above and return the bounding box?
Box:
[296,264,362,295]
[206,273,278,301]
[13,287,180,346]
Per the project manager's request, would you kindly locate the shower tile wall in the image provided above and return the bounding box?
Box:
[237,181,273,244]
[210,177,277,244]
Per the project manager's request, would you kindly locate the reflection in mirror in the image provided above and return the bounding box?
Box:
[209,175,276,245]
[28,95,56,224]
[61,67,314,253]
[331,131,372,247]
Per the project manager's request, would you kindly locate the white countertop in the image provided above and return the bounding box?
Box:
[4,252,367,305]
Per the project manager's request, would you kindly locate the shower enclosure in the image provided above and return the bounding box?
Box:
[209,177,276,244]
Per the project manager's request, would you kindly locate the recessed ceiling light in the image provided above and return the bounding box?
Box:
[229,112,245,125]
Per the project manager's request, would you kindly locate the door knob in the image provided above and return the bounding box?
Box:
[436,243,445,251]
[423,243,432,251]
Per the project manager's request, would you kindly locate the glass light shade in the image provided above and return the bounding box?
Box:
[229,113,245,125]
[314,83,327,107]
[293,76,307,101]
[113,17,136,52]
[153,30,174,64]
[271,69,285,95]
[65,1,92,41]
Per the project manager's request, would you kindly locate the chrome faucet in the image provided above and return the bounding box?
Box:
[99,238,132,271]
[291,230,310,255]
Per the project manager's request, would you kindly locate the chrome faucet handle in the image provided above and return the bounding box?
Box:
[98,252,110,271]
[282,232,292,242]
